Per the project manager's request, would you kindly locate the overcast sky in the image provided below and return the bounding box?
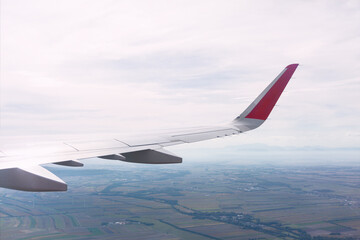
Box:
[0,0,359,153]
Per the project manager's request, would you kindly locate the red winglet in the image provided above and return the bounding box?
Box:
[245,64,298,120]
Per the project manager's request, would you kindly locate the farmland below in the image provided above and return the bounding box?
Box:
[1,161,360,239]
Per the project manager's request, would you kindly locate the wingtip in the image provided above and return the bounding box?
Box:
[233,63,299,123]
[286,63,299,69]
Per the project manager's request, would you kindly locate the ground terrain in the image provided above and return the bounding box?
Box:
[1,161,360,239]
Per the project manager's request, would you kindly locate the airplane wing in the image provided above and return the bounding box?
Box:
[0,64,298,192]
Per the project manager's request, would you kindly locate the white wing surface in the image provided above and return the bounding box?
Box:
[0,64,298,191]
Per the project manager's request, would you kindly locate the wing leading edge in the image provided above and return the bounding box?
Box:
[0,64,298,191]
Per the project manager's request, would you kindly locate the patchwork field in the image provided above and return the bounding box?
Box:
[1,162,360,239]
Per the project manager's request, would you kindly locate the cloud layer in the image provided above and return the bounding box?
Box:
[1,0,359,150]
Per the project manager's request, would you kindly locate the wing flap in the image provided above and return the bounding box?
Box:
[0,165,67,191]
[54,160,84,167]
[122,148,182,164]
[98,154,126,161]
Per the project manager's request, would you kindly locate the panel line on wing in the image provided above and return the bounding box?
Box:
[114,138,131,147]
[170,128,240,137]
[120,141,181,148]
[63,142,79,151]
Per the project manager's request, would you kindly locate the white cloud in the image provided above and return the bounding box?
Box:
[0,0,359,150]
